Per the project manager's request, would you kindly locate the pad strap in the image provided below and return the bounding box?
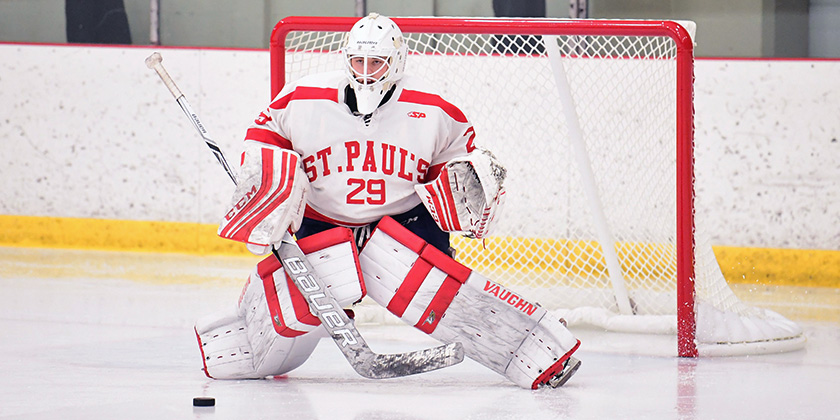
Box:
[259,227,365,338]
[360,216,469,333]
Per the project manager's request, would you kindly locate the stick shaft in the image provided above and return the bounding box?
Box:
[146,53,236,184]
[174,96,237,184]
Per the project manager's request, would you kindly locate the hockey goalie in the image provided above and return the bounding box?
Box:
[195,13,581,389]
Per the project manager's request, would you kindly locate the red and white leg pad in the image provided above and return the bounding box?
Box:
[195,227,365,379]
[359,217,580,389]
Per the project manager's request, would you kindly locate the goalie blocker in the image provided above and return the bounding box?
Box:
[217,141,309,256]
[360,216,581,389]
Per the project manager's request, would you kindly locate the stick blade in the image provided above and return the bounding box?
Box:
[350,342,465,379]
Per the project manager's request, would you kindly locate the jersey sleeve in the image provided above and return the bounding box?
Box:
[426,100,477,181]
[241,84,297,160]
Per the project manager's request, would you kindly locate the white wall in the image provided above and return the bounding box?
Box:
[0,43,838,250]
[0,44,266,226]
[694,59,840,249]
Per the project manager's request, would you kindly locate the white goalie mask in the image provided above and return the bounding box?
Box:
[342,13,408,114]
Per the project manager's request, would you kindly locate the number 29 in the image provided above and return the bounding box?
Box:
[346,178,386,205]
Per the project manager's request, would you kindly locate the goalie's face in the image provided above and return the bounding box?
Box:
[348,55,391,85]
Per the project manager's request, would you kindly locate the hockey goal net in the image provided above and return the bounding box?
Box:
[270,16,804,356]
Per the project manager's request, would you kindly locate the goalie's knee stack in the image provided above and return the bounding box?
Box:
[360,216,580,388]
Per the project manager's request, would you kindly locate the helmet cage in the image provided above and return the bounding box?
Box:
[342,14,407,114]
[345,54,393,85]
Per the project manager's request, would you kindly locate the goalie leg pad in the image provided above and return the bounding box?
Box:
[359,217,580,389]
[195,306,324,379]
[252,227,365,338]
[195,227,364,379]
[194,308,254,379]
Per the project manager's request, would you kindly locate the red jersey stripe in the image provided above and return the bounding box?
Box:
[425,162,445,182]
[302,205,370,227]
[293,86,339,102]
[246,127,293,150]
[398,89,468,123]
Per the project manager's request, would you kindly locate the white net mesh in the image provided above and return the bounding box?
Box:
[277,19,803,355]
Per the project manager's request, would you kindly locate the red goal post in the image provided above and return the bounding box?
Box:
[269,17,804,357]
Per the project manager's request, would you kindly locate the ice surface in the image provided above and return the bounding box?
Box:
[1,247,838,420]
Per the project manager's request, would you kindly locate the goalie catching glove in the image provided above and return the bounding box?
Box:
[218,141,309,255]
[415,149,506,239]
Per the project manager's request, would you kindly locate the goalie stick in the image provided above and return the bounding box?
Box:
[145,52,464,379]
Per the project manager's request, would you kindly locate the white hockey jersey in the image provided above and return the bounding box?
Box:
[243,71,477,226]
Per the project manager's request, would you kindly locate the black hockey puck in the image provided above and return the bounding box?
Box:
[193,396,215,407]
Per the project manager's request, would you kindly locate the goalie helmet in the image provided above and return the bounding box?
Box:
[342,13,408,114]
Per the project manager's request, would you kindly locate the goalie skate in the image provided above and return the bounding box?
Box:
[546,356,581,388]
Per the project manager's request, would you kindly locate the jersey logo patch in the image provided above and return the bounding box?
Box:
[407,111,426,119]
[255,111,272,125]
